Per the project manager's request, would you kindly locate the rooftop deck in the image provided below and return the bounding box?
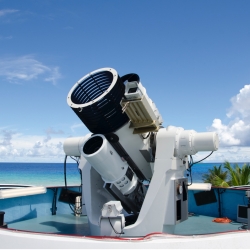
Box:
[1,186,249,238]
[6,213,246,236]
[175,214,246,235]
[7,214,90,235]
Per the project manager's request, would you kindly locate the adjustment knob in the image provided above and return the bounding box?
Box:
[177,185,183,194]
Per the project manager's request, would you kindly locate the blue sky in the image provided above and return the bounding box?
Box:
[0,0,250,163]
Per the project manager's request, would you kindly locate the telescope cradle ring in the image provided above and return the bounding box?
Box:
[67,68,118,109]
[67,67,129,134]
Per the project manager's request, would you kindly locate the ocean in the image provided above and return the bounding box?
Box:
[0,162,247,187]
[0,162,81,187]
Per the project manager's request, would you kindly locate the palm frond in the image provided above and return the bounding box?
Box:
[212,175,230,187]
[202,164,229,187]
[223,162,250,186]
[224,162,240,186]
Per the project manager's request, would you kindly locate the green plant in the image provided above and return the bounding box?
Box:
[202,165,228,187]
[202,161,250,187]
[224,161,250,186]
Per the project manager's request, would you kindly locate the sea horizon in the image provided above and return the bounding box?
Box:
[0,162,248,187]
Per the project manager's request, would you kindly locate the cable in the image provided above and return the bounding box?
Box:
[141,132,150,140]
[64,155,75,213]
[187,155,193,186]
[64,155,83,214]
[64,155,68,189]
[108,217,124,235]
[70,156,82,193]
[190,151,213,168]
[70,156,79,165]
[187,152,214,186]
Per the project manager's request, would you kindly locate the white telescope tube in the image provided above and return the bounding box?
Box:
[174,129,219,158]
[82,134,128,182]
[82,134,138,195]
[63,137,83,157]
[63,134,91,157]
[193,132,219,152]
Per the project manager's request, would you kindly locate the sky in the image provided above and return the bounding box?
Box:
[0,0,250,163]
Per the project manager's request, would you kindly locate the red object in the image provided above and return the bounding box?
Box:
[212,217,232,223]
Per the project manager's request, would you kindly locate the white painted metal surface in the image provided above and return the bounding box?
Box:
[188,183,212,191]
[63,134,91,157]
[0,186,47,199]
[0,228,250,249]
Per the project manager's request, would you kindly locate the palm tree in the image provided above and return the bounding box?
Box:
[224,161,250,186]
[202,165,229,187]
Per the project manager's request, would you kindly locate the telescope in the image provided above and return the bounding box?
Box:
[63,67,219,236]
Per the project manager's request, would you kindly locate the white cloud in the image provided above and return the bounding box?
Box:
[45,66,62,85]
[70,123,85,132]
[0,129,66,162]
[207,84,250,162]
[26,138,64,158]
[0,9,19,17]
[44,127,64,143]
[0,55,62,85]
[33,141,43,148]
[0,129,16,146]
[194,146,250,163]
[227,85,250,118]
[45,127,64,135]
[210,85,250,147]
[210,118,249,146]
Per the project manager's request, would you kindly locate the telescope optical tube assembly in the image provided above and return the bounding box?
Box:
[64,67,220,237]
[171,126,219,159]
[67,68,129,134]
[82,134,138,195]
[66,67,157,181]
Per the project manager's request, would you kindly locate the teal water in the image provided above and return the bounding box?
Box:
[0,162,81,187]
[0,162,247,187]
